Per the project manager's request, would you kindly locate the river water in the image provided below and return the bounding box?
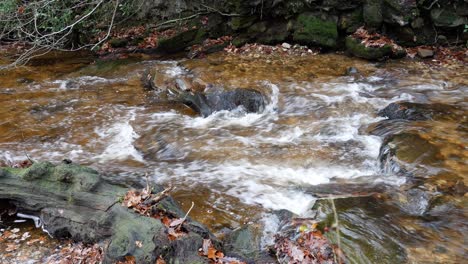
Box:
[0,52,466,263]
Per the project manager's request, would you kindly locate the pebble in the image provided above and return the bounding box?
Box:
[281,43,291,49]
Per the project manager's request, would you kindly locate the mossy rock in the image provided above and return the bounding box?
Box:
[339,8,364,33]
[1,161,218,263]
[19,162,100,192]
[253,21,290,44]
[363,0,383,28]
[157,29,200,53]
[345,36,392,60]
[293,12,338,48]
[382,0,418,26]
[230,16,257,31]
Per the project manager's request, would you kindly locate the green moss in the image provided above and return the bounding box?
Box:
[20,162,53,180]
[345,36,392,60]
[293,13,338,48]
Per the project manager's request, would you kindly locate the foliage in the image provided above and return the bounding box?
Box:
[0,0,131,68]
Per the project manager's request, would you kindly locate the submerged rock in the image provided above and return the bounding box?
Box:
[378,132,442,176]
[378,102,462,121]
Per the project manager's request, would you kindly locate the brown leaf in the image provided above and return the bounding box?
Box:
[156,256,166,264]
[207,247,217,259]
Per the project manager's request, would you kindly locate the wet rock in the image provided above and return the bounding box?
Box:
[378,102,461,121]
[293,12,338,49]
[0,162,217,263]
[388,188,434,216]
[224,225,266,263]
[310,195,408,263]
[175,88,266,117]
[345,36,392,60]
[378,132,442,176]
[417,48,434,58]
[345,66,360,75]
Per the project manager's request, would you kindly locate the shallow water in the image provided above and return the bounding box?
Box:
[0,52,466,263]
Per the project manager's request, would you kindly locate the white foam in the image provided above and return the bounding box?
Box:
[155,160,377,215]
[183,82,280,129]
[95,110,144,163]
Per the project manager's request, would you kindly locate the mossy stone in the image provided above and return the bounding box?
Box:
[339,8,364,33]
[363,0,383,28]
[345,36,392,60]
[293,13,338,48]
[230,16,257,31]
[20,161,53,180]
[224,225,262,261]
[157,29,199,53]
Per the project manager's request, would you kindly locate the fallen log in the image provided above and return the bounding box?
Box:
[0,161,217,263]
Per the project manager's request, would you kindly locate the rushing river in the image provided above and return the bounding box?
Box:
[0,52,466,263]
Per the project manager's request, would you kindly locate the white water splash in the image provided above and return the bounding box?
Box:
[95,110,144,163]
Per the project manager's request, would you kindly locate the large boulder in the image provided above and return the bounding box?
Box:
[382,0,418,26]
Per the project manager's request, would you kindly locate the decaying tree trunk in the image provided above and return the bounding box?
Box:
[0,161,215,263]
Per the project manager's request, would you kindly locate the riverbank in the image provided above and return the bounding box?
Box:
[1,0,467,69]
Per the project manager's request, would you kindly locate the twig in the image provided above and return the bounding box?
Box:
[330,197,341,263]
[151,185,174,204]
[176,201,194,230]
[91,0,119,50]
[423,0,439,10]
[150,12,209,29]
[145,172,151,195]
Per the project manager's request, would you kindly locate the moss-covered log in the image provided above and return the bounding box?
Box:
[0,161,216,263]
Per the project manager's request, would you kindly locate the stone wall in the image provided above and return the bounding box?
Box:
[129,0,467,50]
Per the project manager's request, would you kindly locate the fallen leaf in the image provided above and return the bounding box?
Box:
[156,256,166,264]
[207,247,217,259]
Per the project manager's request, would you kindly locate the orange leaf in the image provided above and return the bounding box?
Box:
[207,247,217,259]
